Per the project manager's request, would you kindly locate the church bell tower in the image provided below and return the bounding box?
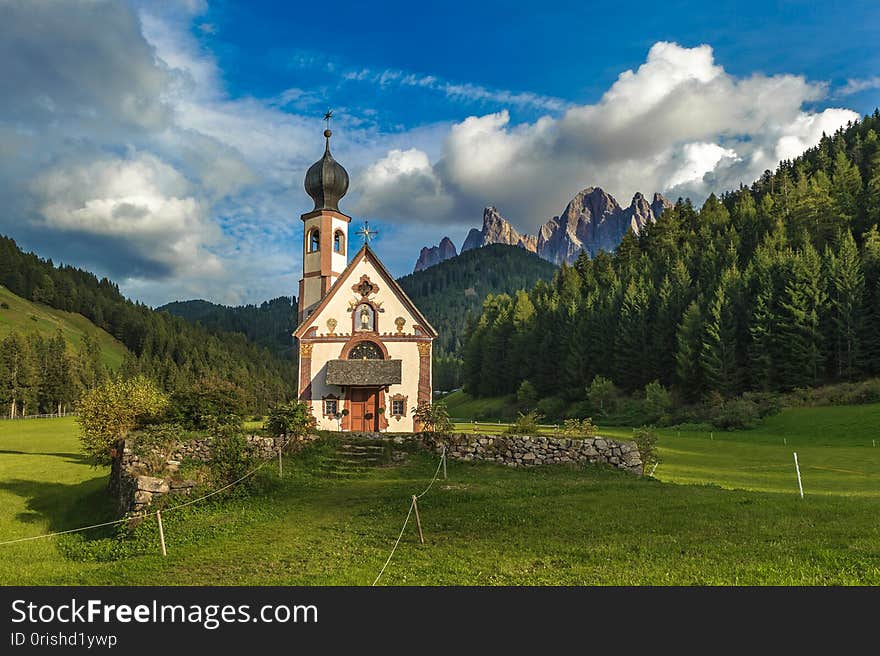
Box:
[298,119,350,322]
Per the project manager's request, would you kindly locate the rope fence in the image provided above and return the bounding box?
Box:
[372,445,446,586]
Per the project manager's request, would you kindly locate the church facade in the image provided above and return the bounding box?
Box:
[293,126,437,432]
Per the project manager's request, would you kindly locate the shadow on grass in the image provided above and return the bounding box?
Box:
[0,449,93,465]
[0,477,117,540]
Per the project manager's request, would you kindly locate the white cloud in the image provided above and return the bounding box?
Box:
[31,153,222,279]
[357,42,859,233]
[838,77,880,96]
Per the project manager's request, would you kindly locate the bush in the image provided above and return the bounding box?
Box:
[632,426,660,472]
[0,301,9,309]
[516,380,539,411]
[170,376,249,431]
[560,417,597,438]
[705,395,761,430]
[77,376,169,465]
[587,376,619,416]
[412,401,453,434]
[536,396,565,421]
[209,426,257,489]
[264,400,316,440]
[643,380,672,424]
[505,410,543,435]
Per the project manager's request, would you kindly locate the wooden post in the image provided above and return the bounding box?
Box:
[793,452,804,499]
[156,511,167,557]
[411,495,425,544]
[278,448,283,478]
[442,446,447,480]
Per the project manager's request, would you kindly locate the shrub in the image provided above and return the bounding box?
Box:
[632,426,660,471]
[412,401,453,434]
[264,400,316,440]
[587,376,618,415]
[560,417,597,438]
[0,301,9,309]
[705,395,761,430]
[516,380,539,411]
[77,376,169,465]
[643,380,672,424]
[209,426,256,489]
[536,396,565,421]
[505,410,543,435]
[170,376,249,431]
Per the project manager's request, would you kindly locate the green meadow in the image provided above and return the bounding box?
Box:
[1,407,879,585]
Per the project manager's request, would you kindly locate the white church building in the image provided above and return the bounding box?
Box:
[293,124,437,432]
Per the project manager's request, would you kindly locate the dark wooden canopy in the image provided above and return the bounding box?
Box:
[325,359,402,386]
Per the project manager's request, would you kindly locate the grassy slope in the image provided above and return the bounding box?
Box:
[0,285,128,370]
[1,408,879,585]
[441,390,517,420]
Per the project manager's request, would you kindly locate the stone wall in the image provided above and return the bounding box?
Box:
[111,433,315,516]
[428,433,643,474]
[337,431,643,475]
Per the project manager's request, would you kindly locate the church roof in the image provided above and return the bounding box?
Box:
[325,359,402,386]
[304,129,349,212]
[293,243,438,339]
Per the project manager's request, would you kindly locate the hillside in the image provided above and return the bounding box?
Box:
[159,297,297,359]
[0,285,127,370]
[0,235,297,411]
[398,243,557,358]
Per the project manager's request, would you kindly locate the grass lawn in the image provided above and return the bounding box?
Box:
[1,410,879,585]
[0,285,128,370]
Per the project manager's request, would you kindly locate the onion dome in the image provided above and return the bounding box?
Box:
[304,129,349,212]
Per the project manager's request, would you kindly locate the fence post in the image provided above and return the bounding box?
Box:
[156,511,167,556]
[793,452,804,499]
[411,495,425,545]
[278,447,283,478]
[442,446,447,480]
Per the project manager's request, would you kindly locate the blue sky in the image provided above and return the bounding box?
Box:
[0,0,878,306]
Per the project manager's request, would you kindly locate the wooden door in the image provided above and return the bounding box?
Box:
[348,388,378,432]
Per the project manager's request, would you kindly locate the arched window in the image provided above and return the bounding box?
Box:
[333,230,345,254]
[354,303,376,332]
[348,341,383,360]
[308,228,320,253]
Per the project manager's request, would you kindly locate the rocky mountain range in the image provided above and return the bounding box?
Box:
[413,186,672,271]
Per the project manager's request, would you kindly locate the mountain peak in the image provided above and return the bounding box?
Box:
[413,236,459,272]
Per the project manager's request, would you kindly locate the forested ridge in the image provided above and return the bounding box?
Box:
[0,237,296,415]
[159,297,298,359]
[399,244,557,390]
[462,110,880,402]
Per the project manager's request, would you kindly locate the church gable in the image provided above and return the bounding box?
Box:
[294,245,436,340]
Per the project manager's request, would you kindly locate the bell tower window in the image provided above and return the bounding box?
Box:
[334,230,345,254]
[308,228,320,253]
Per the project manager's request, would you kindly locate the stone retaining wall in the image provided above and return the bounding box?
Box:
[111,433,315,516]
[336,431,643,475]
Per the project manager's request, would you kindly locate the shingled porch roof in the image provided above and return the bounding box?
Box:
[325,359,403,386]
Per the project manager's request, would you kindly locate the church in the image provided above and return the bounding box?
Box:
[293,124,437,432]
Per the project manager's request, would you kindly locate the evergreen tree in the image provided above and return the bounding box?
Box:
[701,266,741,395]
[826,231,864,380]
[675,300,704,401]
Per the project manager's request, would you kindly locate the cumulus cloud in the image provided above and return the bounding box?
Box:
[31,153,221,279]
[355,42,859,233]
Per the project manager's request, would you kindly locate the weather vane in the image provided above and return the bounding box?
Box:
[356,221,378,244]
[324,109,333,129]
